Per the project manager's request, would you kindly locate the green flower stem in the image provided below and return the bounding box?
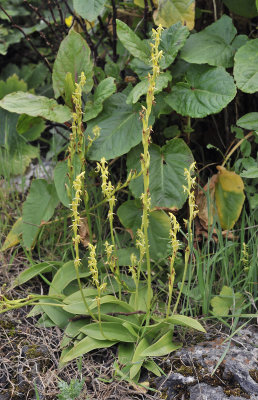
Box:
[140,25,163,317]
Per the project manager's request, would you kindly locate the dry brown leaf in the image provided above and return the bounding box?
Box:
[79,217,90,247]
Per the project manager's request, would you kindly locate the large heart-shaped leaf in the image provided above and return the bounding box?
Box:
[234,39,258,94]
[0,92,72,123]
[73,0,106,21]
[117,200,171,261]
[180,15,237,68]
[153,0,195,30]
[165,65,236,118]
[127,139,194,209]
[116,19,151,64]
[215,166,245,230]
[22,179,60,248]
[160,22,190,69]
[52,31,93,98]
[87,93,142,161]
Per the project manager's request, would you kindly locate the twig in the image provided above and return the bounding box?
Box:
[23,0,55,34]
[0,4,52,72]
[111,0,118,62]
[143,0,149,38]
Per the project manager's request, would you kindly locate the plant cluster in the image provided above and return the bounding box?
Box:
[0,0,257,390]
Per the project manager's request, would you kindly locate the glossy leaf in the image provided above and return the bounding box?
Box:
[160,22,189,69]
[116,19,151,64]
[153,0,195,30]
[126,71,172,104]
[22,179,60,248]
[215,166,245,230]
[49,261,91,296]
[61,336,117,364]
[52,31,93,98]
[237,113,258,131]
[234,39,258,93]
[117,200,171,260]
[165,65,236,118]
[12,261,60,288]
[80,322,136,342]
[127,139,194,209]
[87,93,142,161]
[180,15,236,68]
[167,315,205,332]
[141,330,181,357]
[73,0,105,21]
[0,92,72,123]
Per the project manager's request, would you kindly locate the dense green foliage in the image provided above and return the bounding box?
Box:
[0,0,257,388]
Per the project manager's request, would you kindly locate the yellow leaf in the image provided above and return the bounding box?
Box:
[215,166,245,230]
[153,0,195,30]
[1,217,23,251]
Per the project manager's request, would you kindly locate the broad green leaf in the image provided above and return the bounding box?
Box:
[49,261,91,296]
[237,112,258,130]
[222,0,258,18]
[87,93,142,161]
[1,217,23,251]
[211,286,244,316]
[61,320,89,348]
[12,261,60,288]
[73,0,105,21]
[84,77,116,121]
[117,200,171,260]
[52,31,94,98]
[127,139,194,209]
[0,92,72,123]
[160,23,190,69]
[80,322,136,342]
[126,72,172,104]
[17,114,45,141]
[130,337,149,379]
[129,285,151,312]
[62,288,99,304]
[0,139,39,176]
[22,179,60,248]
[141,330,181,357]
[240,167,258,179]
[54,155,81,207]
[153,0,195,30]
[118,343,134,364]
[53,160,70,208]
[166,315,205,332]
[40,298,72,329]
[234,39,258,93]
[0,74,27,99]
[116,19,151,64]
[180,15,237,68]
[60,336,117,364]
[215,166,245,230]
[165,65,236,118]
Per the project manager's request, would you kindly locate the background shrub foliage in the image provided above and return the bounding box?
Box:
[0,0,257,385]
